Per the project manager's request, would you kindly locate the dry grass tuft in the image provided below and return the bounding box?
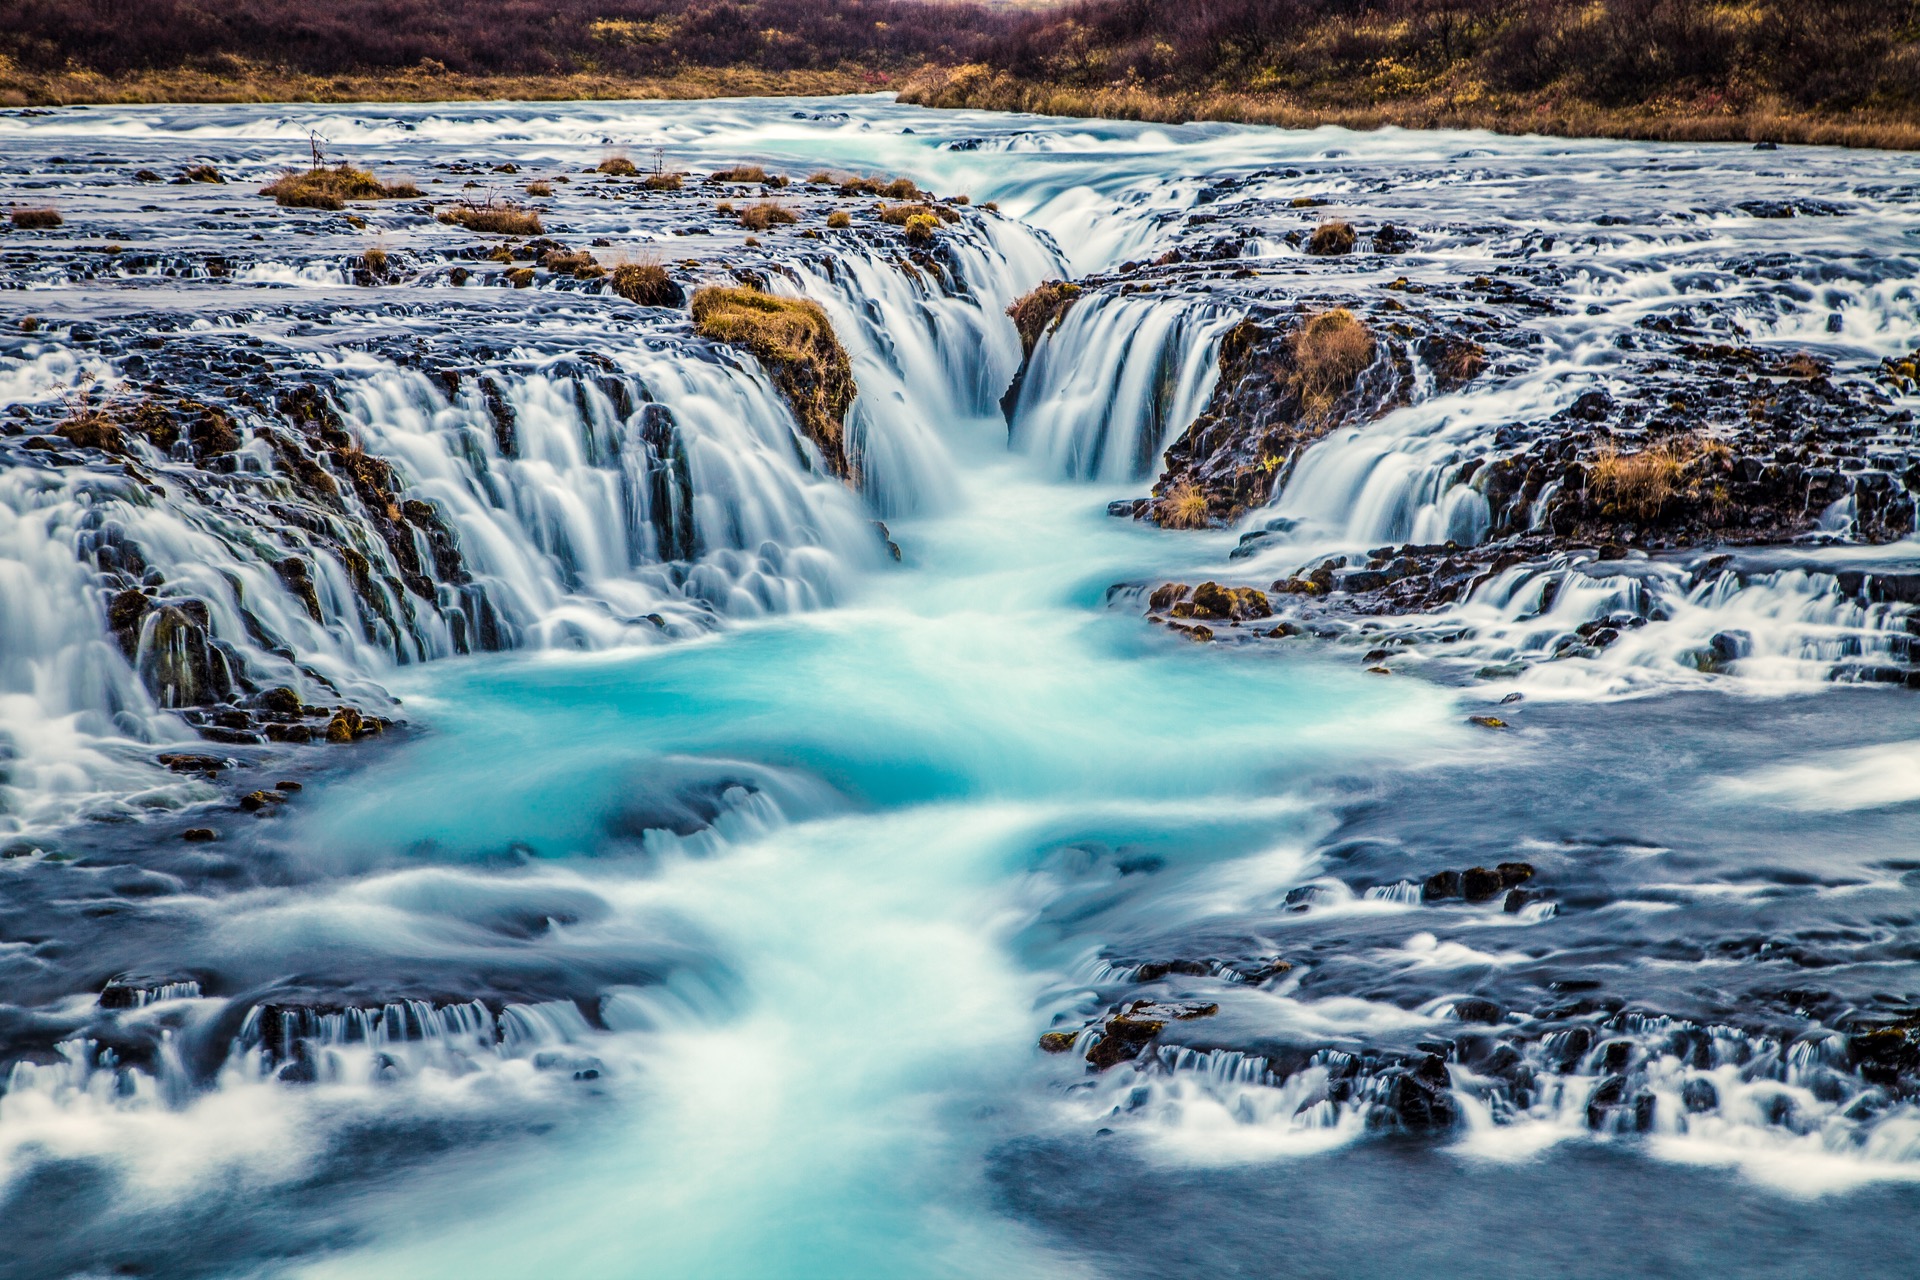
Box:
[1006,280,1083,356]
[1306,221,1356,256]
[610,260,681,307]
[691,286,857,481]
[738,201,798,231]
[1154,480,1213,529]
[643,172,682,191]
[176,164,224,184]
[10,207,63,229]
[1291,308,1375,406]
[597,156,638,176]
[826,209,852,229]
[361,246,388,276]
[1589,443,1686,519]
[263,164,420,210]
[525,180,554,197]
[710,165,778,185]
[437,202,543,236]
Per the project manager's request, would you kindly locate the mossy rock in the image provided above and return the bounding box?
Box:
[691,286,858,482]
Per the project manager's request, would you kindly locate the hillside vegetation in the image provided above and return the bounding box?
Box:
[5,0,1919,148]
[903,0,1920,148]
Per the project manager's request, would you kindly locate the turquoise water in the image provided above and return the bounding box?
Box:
[277,456,1458,1277]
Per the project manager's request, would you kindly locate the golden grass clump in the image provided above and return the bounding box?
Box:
[1291,308,1375,406]
[1306,220,1357,256]
[10,207,63,229]
[1154,480,1213,529]
[690,286,857,481]
[507,266,535,288]
[610,261,681,307]
[361,247,388,276]
[437,202,543,236]
[1006,280,1083,356]
[176,164,224,184]
[597,156,638,176]
[643,172,683,191]
[263,164,421,210]
[1588,442,1687,519]
[543,249,600,277]
[903,212,938,246]
[876,202,958,227]
[710,165,779,185]
[525,180,554,197]
[738,201,798,231]
[839,175,922,200]
[826,209,852,229]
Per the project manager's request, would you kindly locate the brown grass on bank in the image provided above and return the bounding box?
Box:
[738,201,798,231]
[262,164,420,210]
[0,65,886,109]
[436,202,543,236]
[1006,280,1083,356]
[690,286,857,481]
[1292,308,1375,408]
[597,156,638,176]
[10,207,64,229]
[899,66,1920,155]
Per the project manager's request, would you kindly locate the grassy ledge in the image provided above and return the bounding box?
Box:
[689,287,858,483]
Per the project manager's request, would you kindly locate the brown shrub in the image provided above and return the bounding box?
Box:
[643,172,683,191]
[525,180,554,197]
[263,164,419,210]
[10,207,63,229]
[437,202,543,235]
[1292,308,1375,406]
[738,201,798,231]
[507,266,535,287]
[1006,280,1082,356]
[710,165,773,184]
[597,156,638,176]
[361,246,388,276]
[690,286,857,480]
[610,261,682,307]
[1306,221,1357,256]
[826,209,852,229]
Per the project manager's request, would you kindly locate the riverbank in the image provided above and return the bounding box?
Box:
[0,64,887,107]
[898,66,1920,153]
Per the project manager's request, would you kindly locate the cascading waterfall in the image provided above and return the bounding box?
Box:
[1010,292,1240,482]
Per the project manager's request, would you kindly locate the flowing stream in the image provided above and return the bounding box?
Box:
[3,97,1920,1278]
